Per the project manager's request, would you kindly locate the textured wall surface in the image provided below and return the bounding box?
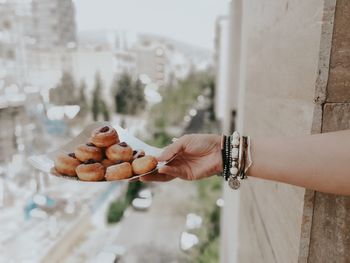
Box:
[235,0,324,262]
[325,0,350,103]
[306,0,350,262]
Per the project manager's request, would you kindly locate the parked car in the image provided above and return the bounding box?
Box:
[131,189,152,211]
[180,231,199,251]
[93,245,125,263]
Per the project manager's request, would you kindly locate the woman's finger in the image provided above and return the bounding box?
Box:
[139,173,175,182]
[157,165,183,178]
[157,137,186,162]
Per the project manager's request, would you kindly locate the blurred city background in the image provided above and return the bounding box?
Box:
[1,0,347,262]
[0,0,228,262]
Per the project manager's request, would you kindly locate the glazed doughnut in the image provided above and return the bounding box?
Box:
[89,125,119,147]
[54,153,81,176]
[106,142,133,162]
[74,143,103,162]
[132,155,158,175]
[101,159,120,168]
[75,160,105,181]
[105,162,133,181]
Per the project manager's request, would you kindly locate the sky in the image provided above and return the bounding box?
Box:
[73,0,229,50]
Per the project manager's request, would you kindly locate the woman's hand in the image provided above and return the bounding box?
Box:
[140,134,223,182]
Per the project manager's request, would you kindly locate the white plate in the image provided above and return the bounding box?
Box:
[28,122,176,182]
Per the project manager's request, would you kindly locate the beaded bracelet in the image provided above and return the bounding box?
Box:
[227,132,241,189]
[221,135,231,180]
[222,132,252,190]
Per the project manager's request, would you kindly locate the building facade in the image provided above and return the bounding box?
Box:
[0,2,17,85]
[0,0,32,86]
[31,0,76,49]
[135,36,170,87]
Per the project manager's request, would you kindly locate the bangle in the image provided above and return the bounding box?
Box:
[225,132,251,190]
[220,132,252,189]
[221,135,231,180]
[220,135,226,177]
[225,135,232,180]
[238,136,252,179]
[244,136,253,175]
[239,136,248,179]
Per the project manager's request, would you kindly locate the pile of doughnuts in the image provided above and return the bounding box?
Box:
[54,125,158,181]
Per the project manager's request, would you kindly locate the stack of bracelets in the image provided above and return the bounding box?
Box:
[221,131,252,189]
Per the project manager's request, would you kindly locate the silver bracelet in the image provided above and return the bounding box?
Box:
[244,136,253,174]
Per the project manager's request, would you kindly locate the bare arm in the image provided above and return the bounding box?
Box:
[249,130,350,195]
[141,131,350,196]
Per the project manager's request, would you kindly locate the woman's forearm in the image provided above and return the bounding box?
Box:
[248,131,350,195]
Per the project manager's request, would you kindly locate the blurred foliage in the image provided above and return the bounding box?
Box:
[197,237,220,263]
[134,79,147,112]
[49,71,78,105]
[113,72,146,115]
[77,80,89,118]
[100,100,110,121]
[107,181,144,224]
[147,130,173,149]
[91,72,110,121]
[92,72,102,121]
[113,73,131,114]
[150,71,214,128]
[207,76,216,121]
[184,177,222,263]
[125,180,143,204]
[107,199,126,224]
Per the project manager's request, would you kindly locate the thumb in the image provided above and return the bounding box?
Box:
[157,138,185,161]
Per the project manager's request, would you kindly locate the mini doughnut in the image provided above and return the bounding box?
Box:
[89,126,119,147]
[106,142,133,162]
[101,159,121,168]
[105,162,133,181]
[132,155,158,175]
[75,160,105,181]
[54,153,81,176]
[74,143,103,162]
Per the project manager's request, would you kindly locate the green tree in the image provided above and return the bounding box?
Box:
[78,80,88,117]
[100,100,110,121]
[91,72,110,121]
[147,70,215,138]
[107,181,143,224]
[92,72,102,121]
[114,72,133,114]
[133,78,146,113]
[50,71,77,105]
[113,72,146,115]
